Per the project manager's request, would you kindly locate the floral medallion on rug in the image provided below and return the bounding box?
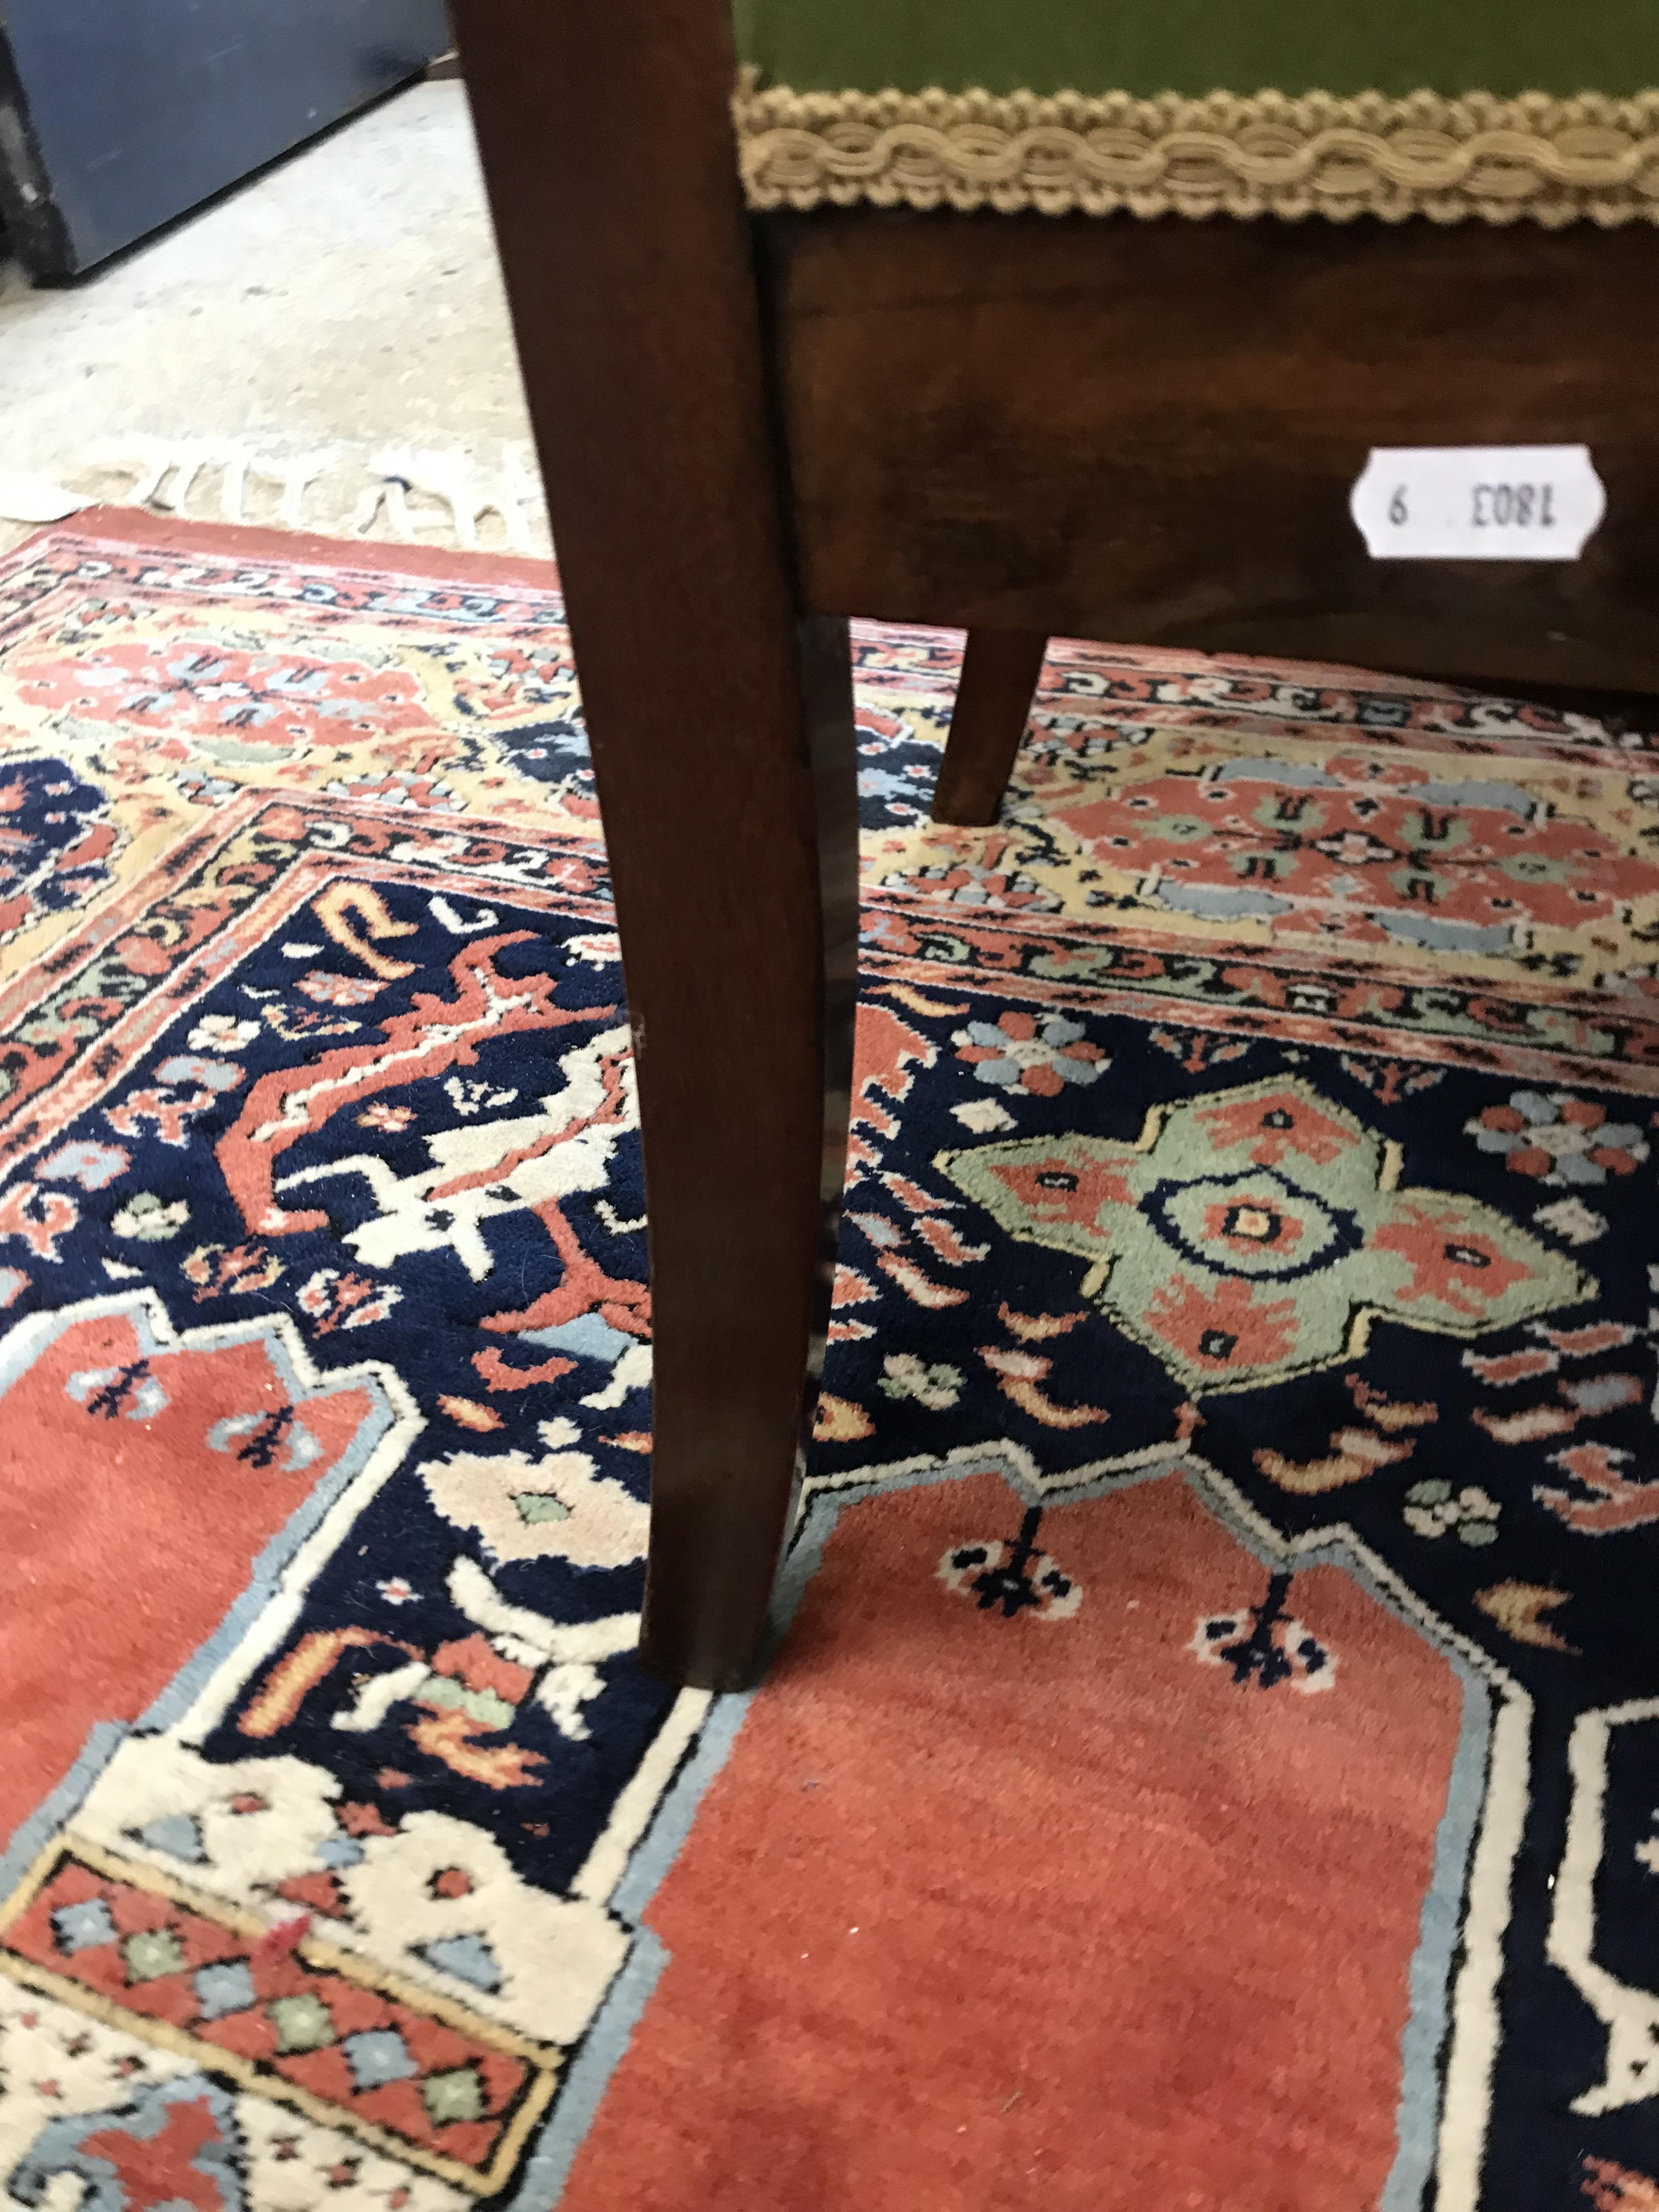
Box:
[1,511,1657,2212]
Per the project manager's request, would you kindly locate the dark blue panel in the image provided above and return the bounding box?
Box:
[0,0,452,278]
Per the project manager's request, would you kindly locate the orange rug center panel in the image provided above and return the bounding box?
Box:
[2,514,1657,2212]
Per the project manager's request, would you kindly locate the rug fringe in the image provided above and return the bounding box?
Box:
[67,435,550,554]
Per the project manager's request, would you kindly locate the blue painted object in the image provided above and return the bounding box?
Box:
[0,0,450,279]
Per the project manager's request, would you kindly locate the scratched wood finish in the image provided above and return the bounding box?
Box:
[452,0,859,1691]
[763,210,1659,701]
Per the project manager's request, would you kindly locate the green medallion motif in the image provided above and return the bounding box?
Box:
[939,1076,1594,1395]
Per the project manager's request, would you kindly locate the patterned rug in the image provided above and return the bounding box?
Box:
[2,510,1657,2212]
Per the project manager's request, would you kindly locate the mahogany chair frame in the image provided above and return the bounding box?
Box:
[450,0,1659,1688]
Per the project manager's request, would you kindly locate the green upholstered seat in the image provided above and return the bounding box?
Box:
[731,2,1659,226]
[733,3,1659,106]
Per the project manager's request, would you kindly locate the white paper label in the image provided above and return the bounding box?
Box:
[1350,445,1605,561]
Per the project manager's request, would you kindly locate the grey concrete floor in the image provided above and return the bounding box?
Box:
[0,81,545,556]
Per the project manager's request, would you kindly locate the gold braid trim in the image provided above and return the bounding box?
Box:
[733,75,1659,225]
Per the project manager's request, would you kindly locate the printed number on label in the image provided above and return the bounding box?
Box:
[1351,447,1604,561]
[1387,482,1559,531]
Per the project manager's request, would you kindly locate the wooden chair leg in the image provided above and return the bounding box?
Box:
[629,615,857,1692]
[932,628,1049,826]
[452,0,858,1691]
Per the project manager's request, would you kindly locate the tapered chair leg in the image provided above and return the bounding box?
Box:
[932,628,1049,826]
[453,0,858,1691]
[625,614,858,1692]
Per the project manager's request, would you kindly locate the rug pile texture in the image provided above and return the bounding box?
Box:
[2,513,1657,2211]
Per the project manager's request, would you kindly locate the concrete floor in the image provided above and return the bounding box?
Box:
[0,81,545,557]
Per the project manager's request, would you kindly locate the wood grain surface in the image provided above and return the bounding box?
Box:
[765,209,1659,697]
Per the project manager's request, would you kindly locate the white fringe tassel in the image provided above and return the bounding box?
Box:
[72,435,550,554]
